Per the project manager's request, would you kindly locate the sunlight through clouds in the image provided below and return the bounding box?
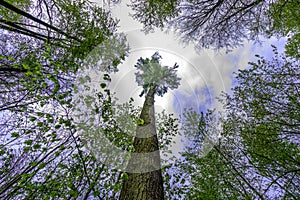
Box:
[80,0,290,168]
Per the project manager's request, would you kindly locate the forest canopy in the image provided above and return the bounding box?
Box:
[0,0,299,199]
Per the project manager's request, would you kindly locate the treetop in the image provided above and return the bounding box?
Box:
[134,51,181,97]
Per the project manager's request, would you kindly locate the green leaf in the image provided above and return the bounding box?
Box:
[69,190,79,198]
[24,146,31,153]
[37,112,44,117]
[0,149,5,156]
[136,119,144,125]
[100,83,106,88]
[11,132,19,137]
[30,116,37,122]
[29,161,38,167]
[42,82,47,88]
[24,140,33,145]
[55,124,61,129]
[39,162,46,169]
[33,144,41,149]
[64,119,71,127]
[121,173,129,180]
[93,190,100,197]
[40,101,46,107]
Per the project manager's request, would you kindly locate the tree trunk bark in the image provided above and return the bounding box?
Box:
[119,85,164,200]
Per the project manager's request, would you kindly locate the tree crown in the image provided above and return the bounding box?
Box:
[134,52,181,97]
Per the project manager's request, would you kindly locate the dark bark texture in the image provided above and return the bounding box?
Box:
[119,85,164,200]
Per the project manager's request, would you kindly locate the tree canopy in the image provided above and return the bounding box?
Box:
[1,0,299,199]
[174,48,300,199]
[129,0,300,54]
[135,52,181,97]
[0,0,129,199]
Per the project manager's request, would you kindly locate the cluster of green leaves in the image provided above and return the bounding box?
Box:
[135,51,181,97]
[224,47,300,198]
[166,48,300,199]
[129,0,180,33]
[2,0,299,199]
[0,0,31,22]
[157,111,179,154]
[128,0,299,54]
[267,0,300,58]
[0,0,129,199]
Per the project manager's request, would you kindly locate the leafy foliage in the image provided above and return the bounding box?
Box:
[135,51,181,97]
[1,0,299,199]
[0,0,129,199]
[223,47,300,198]
[129,0,180,33]
[129,0,299,54]
[172,48,300,199]
[267,0,300,58]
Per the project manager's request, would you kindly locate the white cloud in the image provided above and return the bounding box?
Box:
[86,0,289,161]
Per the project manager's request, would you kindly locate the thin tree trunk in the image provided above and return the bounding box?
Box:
[119,85,164,200]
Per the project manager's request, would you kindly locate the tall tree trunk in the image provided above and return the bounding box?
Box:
[119,85,164,200]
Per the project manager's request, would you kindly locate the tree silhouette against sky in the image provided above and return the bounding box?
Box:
[119,52,180,200]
